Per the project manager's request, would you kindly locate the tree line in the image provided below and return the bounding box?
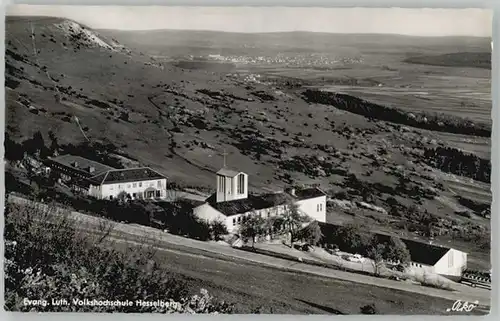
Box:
[302,89,491,137]
[28,183,228,242]
[423,146,491,183]
[4,130,124,169]
[238,204,411,273]
[238,202,312,248]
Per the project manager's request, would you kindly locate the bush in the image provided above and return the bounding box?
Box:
[4,199,234,313]
[210,220,229,241]
[413,272,453,291]
[360,303,378,314]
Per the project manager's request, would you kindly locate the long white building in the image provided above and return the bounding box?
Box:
[47,155,167,200]
[194,167,327,233]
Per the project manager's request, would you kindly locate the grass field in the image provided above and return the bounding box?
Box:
[109,234,472,315]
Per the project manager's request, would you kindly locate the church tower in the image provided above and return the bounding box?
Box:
[215,168,248,203]
[215,149,248,203]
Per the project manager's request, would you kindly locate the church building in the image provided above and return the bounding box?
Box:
[193,167,327,234]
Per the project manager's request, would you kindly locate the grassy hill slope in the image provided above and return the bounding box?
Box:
[5,16,491,270]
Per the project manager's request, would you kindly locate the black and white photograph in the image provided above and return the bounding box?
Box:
[3,5,493,315]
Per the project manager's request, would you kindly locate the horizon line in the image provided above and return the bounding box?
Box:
[6,14,492,39]
[96,28,492,39]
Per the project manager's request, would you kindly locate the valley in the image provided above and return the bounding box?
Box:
[4,15,492,274]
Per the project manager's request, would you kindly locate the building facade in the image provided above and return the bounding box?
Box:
[47,155,167,200]
[194,167,327,233]
[87,168,167,200]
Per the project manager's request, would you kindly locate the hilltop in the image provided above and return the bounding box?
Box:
[4,17,491,270]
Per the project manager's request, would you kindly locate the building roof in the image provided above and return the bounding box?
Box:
[290,187,326,200]
[202,187,326,217]
[48,154,115,176]
[397,238,450,266]
[89,167,166,185]
[205,192,293,216]
[216,167,242,177]
[178,198,207,208]
[317,222,452,266]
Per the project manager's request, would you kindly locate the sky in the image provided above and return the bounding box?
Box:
[6,5,493,37]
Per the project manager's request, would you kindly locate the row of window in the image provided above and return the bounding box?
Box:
[316,203,323,212]
[110,180,162,191]
[232,211,267,226]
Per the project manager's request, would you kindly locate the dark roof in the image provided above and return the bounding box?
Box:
[375,234,450,266]
[48,154,115,176]
[204,187,326,216]
[216,168,242,177]
[292,187,326,200]
[206,192,293,216]
[89,167,166,185]
[178,198,207,208]
[317,222,451,266]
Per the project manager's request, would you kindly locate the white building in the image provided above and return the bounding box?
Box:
[194,167,327,233]
[318,222,468,278]
[47,155,167,200]
[88,168,167,200]
[402,240,468,278]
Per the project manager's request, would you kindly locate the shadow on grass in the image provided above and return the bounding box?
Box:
[295,298,346,315]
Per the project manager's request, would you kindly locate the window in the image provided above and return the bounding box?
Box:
[139,182,142,187]
[218,175,225,193]
[157,180,162,188]
[133,193,137,198]
[320,204,323,211]
[109,196,113,200]
[228,179,233,194]
[127,184,131,188]
[237,216,241,223]
[237,174,245,194]
[118,185,122,190]
[156,190,161,198]
[233,218,236,225]
[133,183,137,188]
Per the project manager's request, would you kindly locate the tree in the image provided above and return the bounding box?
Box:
[210,220,228,241]
[336,223,368,254]
[22,131,46,157]
[239,213,265,248]
[4,133,25,161]
[384,236,411,267]
[366,241,386,276]
[48,130,59,156]
[281,202,311,246]
[300,220,323,246]
[116,191,129,204]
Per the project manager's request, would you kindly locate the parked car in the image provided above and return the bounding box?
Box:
[346,254,364,263]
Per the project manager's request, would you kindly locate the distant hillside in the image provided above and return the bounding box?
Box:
[99,28,491,57]
[404,52,491,69]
